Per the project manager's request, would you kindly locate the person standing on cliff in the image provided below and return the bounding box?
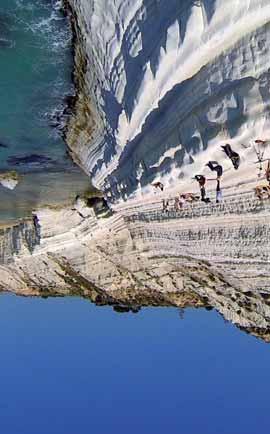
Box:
[221,144,240,170]
[194,175,206,201]
[216,178,223,203]
[162,198,169,213]
[205,161,223,178]
[205,161,224,203]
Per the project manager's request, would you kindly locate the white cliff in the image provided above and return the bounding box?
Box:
[0,191,270,341]
[1,0,270,341]
[66,0,270,199]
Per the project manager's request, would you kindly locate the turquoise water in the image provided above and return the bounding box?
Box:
[0,0,72,169]
[0,171,91,221]
[0,294,270,434]
[0,0,90,220]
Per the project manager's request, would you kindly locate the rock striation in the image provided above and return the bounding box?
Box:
[1,0,270,342]
[0,193,270,341]
[65,0,270,199]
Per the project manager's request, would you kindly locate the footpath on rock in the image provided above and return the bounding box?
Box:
[0,174,269,341]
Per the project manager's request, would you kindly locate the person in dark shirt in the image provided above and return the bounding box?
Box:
[206,161,224,203]
[194,175,206,201]
[221,144,240,169]
[205,161,223,178]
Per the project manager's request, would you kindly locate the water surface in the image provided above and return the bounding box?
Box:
[0,0,90,220]
[0,0,71,168]
[0,171,90,221]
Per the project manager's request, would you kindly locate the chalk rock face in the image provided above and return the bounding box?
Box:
[67,0,270,199]
[1,196,270,340]
[0,219,39,265]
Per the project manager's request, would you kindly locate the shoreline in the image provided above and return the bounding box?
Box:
[0,1,269,343]
[61,0,98,177]
[0,169,91,224]
[0,1,96,226]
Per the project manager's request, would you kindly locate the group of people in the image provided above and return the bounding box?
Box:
[162,193,199,212]
[160,143,241,212]
[158,141,270,213]
[194,161,223,204]
[194,144,240,204]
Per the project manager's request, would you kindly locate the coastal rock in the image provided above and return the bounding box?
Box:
[66,0,270,199]
[1,0,270,343]
[0,193,270,341]
[0,171,20,190]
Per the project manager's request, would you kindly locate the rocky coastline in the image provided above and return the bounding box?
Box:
[0,187,269,341]
[61,0,102,180]
[0,0,270,342]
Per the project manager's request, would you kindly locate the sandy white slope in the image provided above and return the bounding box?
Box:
[67,0,270,200]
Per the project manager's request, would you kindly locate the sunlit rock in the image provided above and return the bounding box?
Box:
[0,171,20,190]
[0,0,270,343]
[65,0,270,199]
[0,193,270,341]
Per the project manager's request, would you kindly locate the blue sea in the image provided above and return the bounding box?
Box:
[0,0,73,167]
[0,0,89,221]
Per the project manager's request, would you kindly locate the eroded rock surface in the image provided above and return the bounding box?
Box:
[0,193,270,341]
[65,0,270,199]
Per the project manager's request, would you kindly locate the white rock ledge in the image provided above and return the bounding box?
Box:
[0,190,270,341]
[1,1,270,342]
[66,0,270,200]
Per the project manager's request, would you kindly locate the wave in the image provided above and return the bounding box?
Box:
[0,0,75,169]
[14,0,72,52]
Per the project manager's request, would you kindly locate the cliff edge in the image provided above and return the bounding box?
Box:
[65,0,270,200]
